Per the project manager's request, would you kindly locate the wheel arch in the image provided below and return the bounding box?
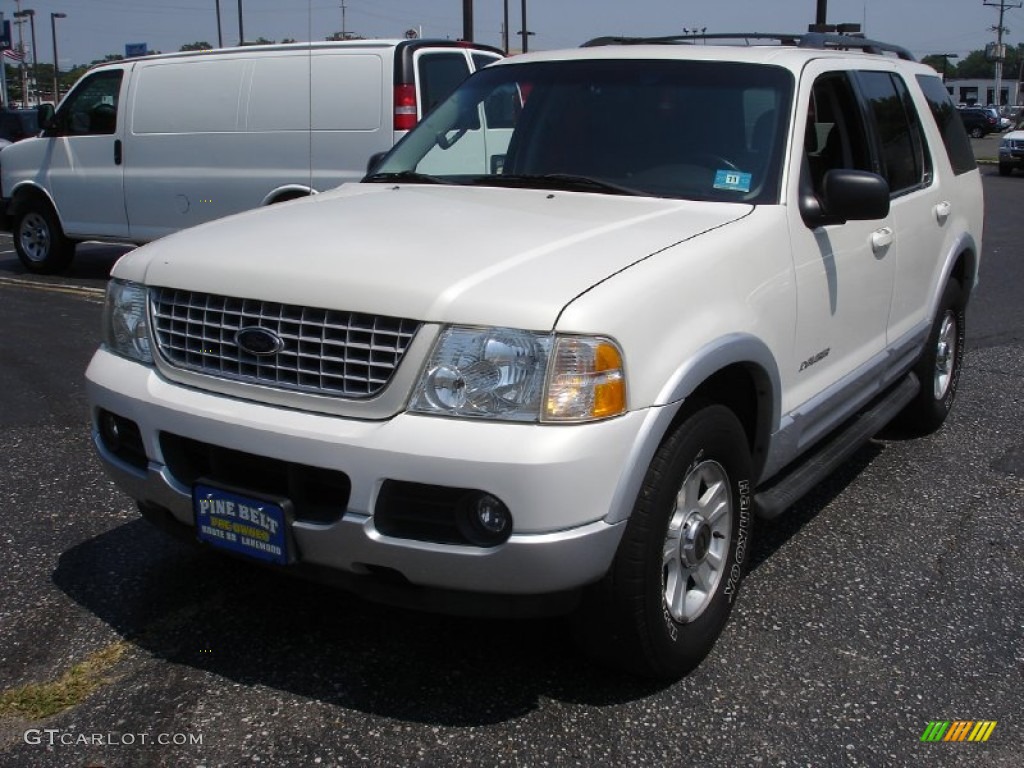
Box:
[604,335,779,525]
[7,181,61,222]
[259,185,316,207]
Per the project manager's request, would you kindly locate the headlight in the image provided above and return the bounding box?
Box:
[410,326,626,423]
[104,279,152,364]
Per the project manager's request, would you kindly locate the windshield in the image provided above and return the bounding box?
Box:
[368,58,794,203]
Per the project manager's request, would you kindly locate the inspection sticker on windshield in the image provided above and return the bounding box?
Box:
[714,170,752,192]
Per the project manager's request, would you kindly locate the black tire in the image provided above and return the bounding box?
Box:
[13,198,76,274]
[969,126,984,139]
[573,405,754,679]
[897,279,966,435]
[999,163,1012,176]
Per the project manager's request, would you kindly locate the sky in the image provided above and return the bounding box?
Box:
[0,0,1015,70]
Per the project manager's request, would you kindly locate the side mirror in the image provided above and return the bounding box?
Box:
[37,103,55,131]
[365,151,388,176]
[801,169,890,228]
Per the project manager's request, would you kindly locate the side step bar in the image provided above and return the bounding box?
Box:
[754,373,920,520]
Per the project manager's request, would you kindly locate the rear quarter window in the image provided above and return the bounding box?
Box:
[915,74,977,175]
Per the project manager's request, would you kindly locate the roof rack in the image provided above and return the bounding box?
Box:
[580,32,916,61]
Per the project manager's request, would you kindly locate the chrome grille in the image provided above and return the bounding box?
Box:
[150,288,420,398]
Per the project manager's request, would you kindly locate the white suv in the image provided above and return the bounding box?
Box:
[87,32,983,678]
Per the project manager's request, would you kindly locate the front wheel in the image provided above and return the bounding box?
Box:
[969,126,984,139]
[574,405,754,679]
[896,279,966,435]
[999,163,1012,176]
[14,199,75,274]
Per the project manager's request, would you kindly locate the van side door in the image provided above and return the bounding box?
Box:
[42,67,129,239]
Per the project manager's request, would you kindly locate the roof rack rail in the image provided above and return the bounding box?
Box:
[580,32,916,61]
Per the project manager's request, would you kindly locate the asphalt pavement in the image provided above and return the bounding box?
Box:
[0,171,1021,767]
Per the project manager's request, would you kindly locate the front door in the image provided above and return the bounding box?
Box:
[784,67,896,444]
[43,68,129,239]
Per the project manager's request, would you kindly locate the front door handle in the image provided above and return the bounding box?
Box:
[871,226,894,252]
[114,139,122,166]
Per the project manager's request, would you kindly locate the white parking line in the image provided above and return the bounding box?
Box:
[0,275,105,301]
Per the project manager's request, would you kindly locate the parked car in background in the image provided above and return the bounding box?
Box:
[998,129,1024,174]
[0,39,503,274]
[958,105,998,137]
[0,108,40,143]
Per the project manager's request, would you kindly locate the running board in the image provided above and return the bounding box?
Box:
[754,373,920,520]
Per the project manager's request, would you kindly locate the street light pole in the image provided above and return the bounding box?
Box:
[50,11,65,103]
[237,0,244,46]
[15,9,37,106]
[503,0,509,53]
[215,0,223,47]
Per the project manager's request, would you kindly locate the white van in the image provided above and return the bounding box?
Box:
[0,39,502,273]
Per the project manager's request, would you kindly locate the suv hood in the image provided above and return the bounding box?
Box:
[125,184,752,330]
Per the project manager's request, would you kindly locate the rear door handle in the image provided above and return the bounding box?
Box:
[114,139,122,166]
[935,201,951,222]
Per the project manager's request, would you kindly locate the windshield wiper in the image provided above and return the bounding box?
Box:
[362,170,451,185]
[476,173,642,196]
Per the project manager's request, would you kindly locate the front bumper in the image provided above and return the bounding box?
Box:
[86,350,654,602]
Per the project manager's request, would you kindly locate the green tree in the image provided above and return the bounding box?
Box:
[180,41,214,52]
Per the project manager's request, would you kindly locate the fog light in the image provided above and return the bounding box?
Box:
[456,492,512,547]
[98,409,122,451]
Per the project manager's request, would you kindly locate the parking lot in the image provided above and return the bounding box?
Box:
[0,169,1021,767]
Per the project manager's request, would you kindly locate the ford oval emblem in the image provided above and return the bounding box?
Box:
[235,327,284,357]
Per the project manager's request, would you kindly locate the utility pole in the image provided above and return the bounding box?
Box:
[341,0,347,39]
[237,0,244,46]
[462,0,473,42]
[984,0,1022,106]
[215,0,223,47]
[816,0,828,25]
[13,0,26,107]
[520,0,530,52]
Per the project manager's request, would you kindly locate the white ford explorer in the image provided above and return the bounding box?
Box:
[87,32,984,678]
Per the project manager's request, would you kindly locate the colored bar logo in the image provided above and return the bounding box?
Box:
[920,721,997,742]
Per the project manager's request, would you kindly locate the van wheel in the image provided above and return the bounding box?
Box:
[573,405,753,679]
[999,163,1012,176]
[896,279,965,435]
[14,199,75,274]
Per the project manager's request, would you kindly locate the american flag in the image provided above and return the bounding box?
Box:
[2,48,26,62]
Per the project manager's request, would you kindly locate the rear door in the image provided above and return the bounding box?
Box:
[42,67,130,238]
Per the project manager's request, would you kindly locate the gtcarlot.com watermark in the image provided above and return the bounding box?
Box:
[25,729,203,747]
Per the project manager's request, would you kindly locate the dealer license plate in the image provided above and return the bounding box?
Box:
[193,482,292,566]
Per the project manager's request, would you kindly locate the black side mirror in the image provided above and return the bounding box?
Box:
[37,103,55,131]
[365,151,388,176]
[801,169,890,228]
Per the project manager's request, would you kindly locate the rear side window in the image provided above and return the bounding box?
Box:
[417,53,471,114]
[915,74,977,175]
[857,71,932,195]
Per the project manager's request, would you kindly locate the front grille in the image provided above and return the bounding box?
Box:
[160,432,351,524]
[150,288,420,398]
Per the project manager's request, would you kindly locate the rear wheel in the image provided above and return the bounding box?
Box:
[999,163,1012,176]
[14,198,75,274]
[897,279,965,435]
[969,126,984,139]
[574,405,754,679]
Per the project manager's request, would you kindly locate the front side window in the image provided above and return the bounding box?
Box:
[55,69,123,136]
[369,59,794,203]
[802,72,872,199]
